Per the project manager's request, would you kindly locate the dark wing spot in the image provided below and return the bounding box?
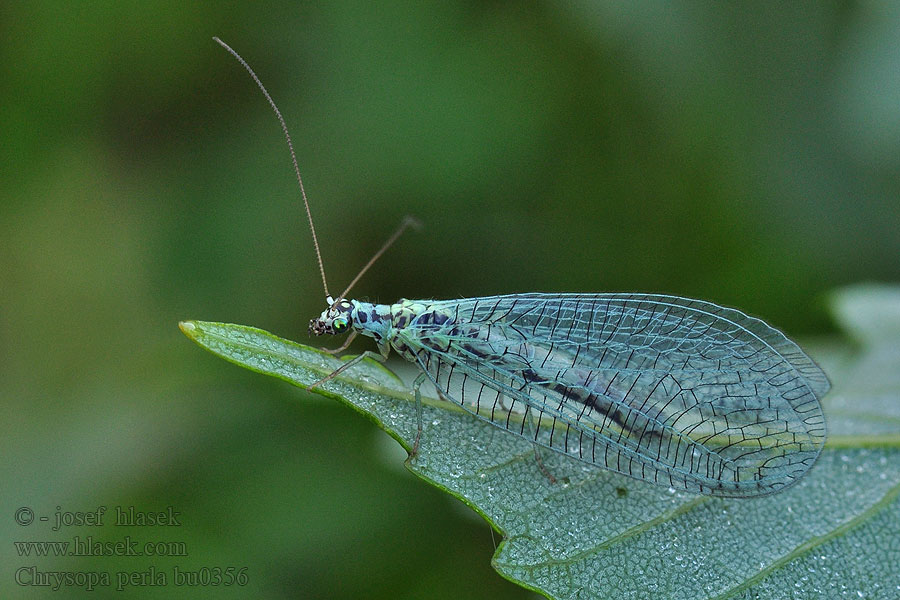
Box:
[461,343,489,359]
[536,376,651,437]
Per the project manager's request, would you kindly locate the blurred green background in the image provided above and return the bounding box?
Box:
[2,3,899,599]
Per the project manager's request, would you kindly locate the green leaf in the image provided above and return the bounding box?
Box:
[178,285,900,600]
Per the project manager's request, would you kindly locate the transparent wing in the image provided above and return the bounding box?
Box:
[399,293,828,497]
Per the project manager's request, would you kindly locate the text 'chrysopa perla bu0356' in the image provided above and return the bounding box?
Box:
[212,37,829,498]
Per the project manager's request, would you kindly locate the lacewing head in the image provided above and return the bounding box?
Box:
[309,299,354,337]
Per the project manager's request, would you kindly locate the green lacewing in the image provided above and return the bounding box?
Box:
[214,38,829,497]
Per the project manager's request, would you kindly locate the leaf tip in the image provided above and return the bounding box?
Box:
[178,321,197,337]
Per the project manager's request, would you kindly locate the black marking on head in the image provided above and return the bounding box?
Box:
[308,318,324,336]
[334,299,353,314]
[357,311,368,324]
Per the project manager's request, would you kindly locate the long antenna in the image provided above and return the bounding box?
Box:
[332,215,422,305]
[213,37,330,299]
